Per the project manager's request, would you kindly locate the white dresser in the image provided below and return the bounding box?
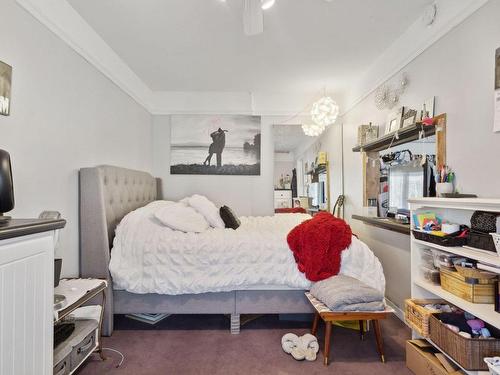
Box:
[274,189,293,209]
[0,219,65,375]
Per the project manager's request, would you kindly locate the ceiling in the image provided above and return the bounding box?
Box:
[273,124,310,154]
[67,0,430,97]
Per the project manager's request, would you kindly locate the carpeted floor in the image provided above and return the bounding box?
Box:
[77,313,412,375]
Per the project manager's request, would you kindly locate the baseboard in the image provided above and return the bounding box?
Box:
[385,298,404,322]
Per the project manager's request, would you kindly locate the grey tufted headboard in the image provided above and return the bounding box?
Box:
[79,165,159,279]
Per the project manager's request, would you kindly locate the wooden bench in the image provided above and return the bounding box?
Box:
[305,292,393,366]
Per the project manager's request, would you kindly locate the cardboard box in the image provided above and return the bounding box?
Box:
[406,340,464,375]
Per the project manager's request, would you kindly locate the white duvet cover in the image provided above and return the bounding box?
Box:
[109,201,385,295]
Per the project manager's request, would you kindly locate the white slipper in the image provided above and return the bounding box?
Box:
[281,333,300,354]
[291,347,307,361]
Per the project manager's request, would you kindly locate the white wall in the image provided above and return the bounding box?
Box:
[153,115,280,217]
[318,0,500,310]
[0,0,153,277]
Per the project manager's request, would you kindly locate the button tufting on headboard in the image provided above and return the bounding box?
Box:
[97,165,158,248]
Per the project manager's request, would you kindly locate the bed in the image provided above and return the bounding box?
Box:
[79,165,314,336]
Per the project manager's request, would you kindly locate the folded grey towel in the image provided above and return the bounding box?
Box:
[310,275,384,311]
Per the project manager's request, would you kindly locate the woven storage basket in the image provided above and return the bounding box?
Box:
[404,299,447,338]
[440,268,496,304]
[429,314,500,370]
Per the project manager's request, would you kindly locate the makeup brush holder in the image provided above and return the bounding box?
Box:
[436,182,453,197]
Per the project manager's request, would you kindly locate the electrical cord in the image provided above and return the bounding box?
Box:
[102,347,125,368]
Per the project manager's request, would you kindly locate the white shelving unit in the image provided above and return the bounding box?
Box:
[409,197,500,375]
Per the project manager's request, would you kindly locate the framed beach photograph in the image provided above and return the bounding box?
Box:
[0,61,12,116]
[170,115,261,175]
[385,107,404,134]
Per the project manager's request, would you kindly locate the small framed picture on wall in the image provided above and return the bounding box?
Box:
[0,61,12,116]
[385,106,404,134]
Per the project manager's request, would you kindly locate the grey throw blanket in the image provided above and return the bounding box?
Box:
[310,275,384,311]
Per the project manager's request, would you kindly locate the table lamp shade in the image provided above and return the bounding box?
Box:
[0,149,14,214]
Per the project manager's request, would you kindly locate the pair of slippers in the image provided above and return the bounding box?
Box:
[281,333,319,361]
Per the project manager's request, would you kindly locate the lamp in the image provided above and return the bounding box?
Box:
[310,96,339,127]
[302,123,326,137]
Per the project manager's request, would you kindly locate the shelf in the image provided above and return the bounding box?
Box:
[409,197,500,212]
[414,278,499,327]
[424,337,490,375]
[352,123,436,152]
[413,239,500,267]
[352,214,410,235]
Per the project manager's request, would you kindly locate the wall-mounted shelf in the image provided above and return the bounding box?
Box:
[352,123,436,152]
[352,214,410,235]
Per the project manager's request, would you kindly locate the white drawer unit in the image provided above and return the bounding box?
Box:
[0,219,65,375]
[274,189,293,209]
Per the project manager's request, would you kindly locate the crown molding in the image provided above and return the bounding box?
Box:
[15,0,154,111]
[342,0,491,116]
[16,0,490,116]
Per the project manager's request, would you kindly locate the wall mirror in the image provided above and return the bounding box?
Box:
[272,124,331,214]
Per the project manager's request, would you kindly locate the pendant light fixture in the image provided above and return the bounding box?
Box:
[302,123,326,137]
[310,96,339,128]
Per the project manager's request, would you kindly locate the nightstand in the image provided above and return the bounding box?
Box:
[53,278,107,374]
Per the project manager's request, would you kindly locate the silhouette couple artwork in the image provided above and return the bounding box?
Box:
[204,127,228,167]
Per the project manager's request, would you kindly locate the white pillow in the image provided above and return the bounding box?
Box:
[154,202,209,233]
[184,194,225,228]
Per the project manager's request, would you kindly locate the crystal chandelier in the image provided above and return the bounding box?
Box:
[310,96,339,128]
[302,123,326,137]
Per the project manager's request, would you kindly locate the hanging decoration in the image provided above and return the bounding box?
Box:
[373,72,410,111]
[310,96,339,128]
[302,123,325,137]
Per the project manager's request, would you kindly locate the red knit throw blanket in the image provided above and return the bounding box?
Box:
[287,212,352,282]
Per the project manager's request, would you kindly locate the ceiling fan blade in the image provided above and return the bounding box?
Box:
[243,0,263,36]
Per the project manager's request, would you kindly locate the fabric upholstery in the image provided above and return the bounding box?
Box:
[219,205,241,229]
[79,165,158,335]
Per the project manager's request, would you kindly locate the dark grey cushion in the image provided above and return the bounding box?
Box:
[219,205,241,230]
[310,275,384,311]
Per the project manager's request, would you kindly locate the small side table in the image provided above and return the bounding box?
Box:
[54,279,107,373]
[306,292,393,366]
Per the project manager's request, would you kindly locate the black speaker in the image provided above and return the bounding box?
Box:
[0,149,14,223]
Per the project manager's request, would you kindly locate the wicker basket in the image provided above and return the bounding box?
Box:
[404,299,447,337]
[429,314,500,370]
[412,230,468,247]
[440,268,497,304]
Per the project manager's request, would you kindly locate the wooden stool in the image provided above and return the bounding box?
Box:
[306,292,393,366]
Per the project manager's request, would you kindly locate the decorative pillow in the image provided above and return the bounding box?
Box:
[220,206,241,230]
[154,202,209,233]
[310,275,384,311]
[184,194,225,228]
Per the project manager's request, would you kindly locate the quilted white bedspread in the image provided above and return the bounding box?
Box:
[109,201,385,295]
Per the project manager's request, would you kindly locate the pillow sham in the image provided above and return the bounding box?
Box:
[184,194,225,228]
[154,202,209,233]
[220,205,241,230]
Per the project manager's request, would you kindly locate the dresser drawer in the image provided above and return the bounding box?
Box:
[274,190,292,199]
[274,198,292,209]
[70,329,97,371]
[53,354,70,375]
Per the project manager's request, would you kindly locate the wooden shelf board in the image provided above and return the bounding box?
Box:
[352,123,435,152]
[352,214,410,235]
[413,239,500,267]
[413,278,499,327]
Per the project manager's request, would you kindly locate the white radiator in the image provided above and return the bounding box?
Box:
[0,232,55,375]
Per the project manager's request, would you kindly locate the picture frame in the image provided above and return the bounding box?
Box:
[401,108,418,128]
[0,61,12,116]
[385,106,404,134]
